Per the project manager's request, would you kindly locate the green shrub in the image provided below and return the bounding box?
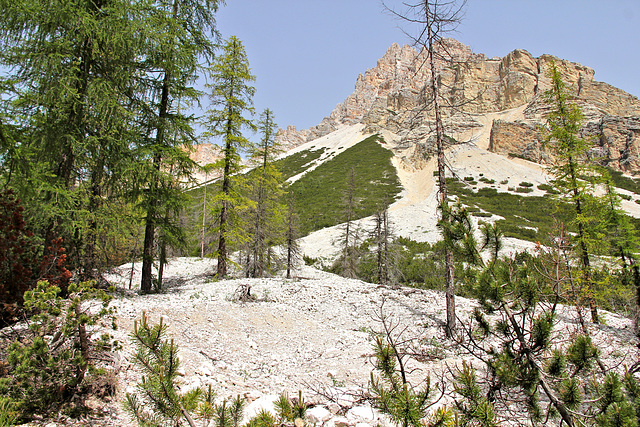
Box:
[519,181,534,187]
[0,190,39,325]
[302,255,318,266]
[516,187,534,193]
[472,212,493,218]
[1,281,117,421]
[537,183,560,194]
[607,168,640,195]
[0,398,17,427]
[275,148,325,181]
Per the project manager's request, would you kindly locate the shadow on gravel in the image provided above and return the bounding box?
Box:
[160,273,212,292]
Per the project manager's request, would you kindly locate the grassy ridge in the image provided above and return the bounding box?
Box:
[288,135,403,235]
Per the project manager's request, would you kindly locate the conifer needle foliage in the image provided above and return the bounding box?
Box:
[0,280,117,422]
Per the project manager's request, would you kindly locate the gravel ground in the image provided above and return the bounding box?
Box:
[22,256,631,427]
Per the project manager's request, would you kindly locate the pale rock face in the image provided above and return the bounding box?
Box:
[488,120,550,164]
[596,116,640,171]
[275,38,640,173]
[190,143,222,166]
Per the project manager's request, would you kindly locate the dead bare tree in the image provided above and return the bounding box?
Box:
[384,0,466,337]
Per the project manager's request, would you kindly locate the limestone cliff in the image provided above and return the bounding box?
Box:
[277,39,640,173]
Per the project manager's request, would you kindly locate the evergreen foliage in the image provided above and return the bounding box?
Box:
[242,108,287,278]
[126,312,209,426]
[204,35,256,278]
[0,280,117,422]
[452,362,498,427]
[370,336,442,427]
[126,314,311,427]
[287,135,402,235]
[0,0,143,276]
[460,219,640,426]
[543,61,606,323]
[136,0,221,292]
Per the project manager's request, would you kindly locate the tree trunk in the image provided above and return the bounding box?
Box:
[217,121,233,278]
[426,9,456,337]
[568,157,598,323]
[141,67,170,292]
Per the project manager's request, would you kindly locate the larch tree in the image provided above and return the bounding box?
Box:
[336,167,361,279]
[543,62,604,323]
[204,35,256,278]
[284,193,300,279]
[136,0,221,292]
[0,0,142,277]
[244,108,286,278]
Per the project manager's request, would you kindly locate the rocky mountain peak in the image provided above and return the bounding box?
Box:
[276,39,640,172]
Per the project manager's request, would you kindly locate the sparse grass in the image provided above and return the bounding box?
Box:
[288,135,403,235]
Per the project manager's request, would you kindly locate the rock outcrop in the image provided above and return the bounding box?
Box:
[276,39,640,173]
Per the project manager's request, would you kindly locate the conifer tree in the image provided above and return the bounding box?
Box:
[544,62,605,323]
[137,0,221,292]
[284,194,301,279]
[385,0,466,337]
[244,109,286,277]
[0,0,141,275]
[335,167,361,278]
[126,313,215,427]
[204,35,256,278]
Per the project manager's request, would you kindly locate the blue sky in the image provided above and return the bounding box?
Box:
[215,0,640,132]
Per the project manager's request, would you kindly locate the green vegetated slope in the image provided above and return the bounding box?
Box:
[283,135,403,236]
[447,176,640,244]
[447,179,570,241]
[277,147,325,180]
[608,167,640,195]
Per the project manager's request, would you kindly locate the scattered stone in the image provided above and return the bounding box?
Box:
[307,406,332,424]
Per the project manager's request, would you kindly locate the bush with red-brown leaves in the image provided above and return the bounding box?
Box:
[0,190,72,325]
[0,189,38,325]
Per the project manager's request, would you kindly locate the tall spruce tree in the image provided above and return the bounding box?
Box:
[204,35,256,278]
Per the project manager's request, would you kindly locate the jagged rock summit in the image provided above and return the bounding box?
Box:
[277,39,640,172]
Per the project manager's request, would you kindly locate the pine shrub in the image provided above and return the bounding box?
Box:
[0,280,117,421]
